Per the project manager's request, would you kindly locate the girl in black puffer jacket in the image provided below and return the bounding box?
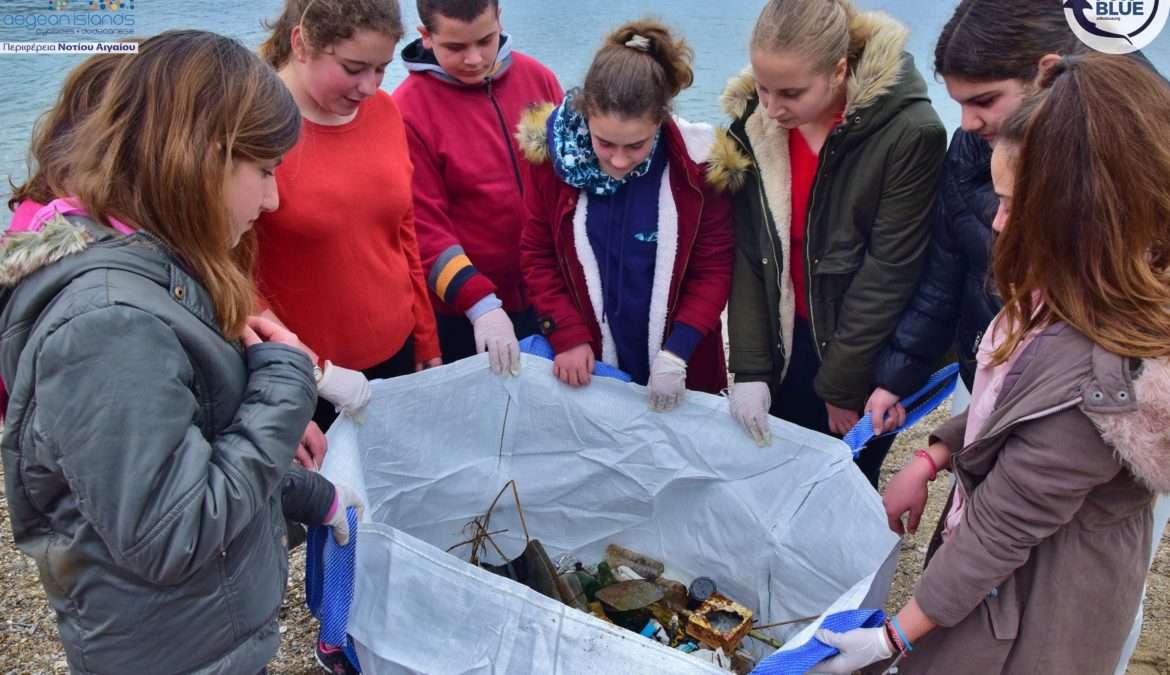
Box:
[866,0,1085,429]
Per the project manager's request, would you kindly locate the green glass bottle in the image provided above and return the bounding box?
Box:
[597,561,616,587]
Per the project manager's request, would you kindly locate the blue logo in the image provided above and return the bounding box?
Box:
[5,1,137,37]
[1064,0,1169,53]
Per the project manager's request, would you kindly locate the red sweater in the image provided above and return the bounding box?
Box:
[254,91,440,369]
[393,52,562,315]
[788,129,817,321]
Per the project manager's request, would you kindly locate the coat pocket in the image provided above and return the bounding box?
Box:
[810,247,863,276]
[983,576,1020,640]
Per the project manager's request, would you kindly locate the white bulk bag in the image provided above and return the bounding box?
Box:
[321,354,899,674]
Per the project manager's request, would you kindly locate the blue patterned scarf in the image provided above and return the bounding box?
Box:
[549,89,661,197]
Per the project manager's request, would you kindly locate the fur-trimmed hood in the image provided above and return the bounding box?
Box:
[720,10,912,123]
[0,214,179,338]
[514,102,750,193]
[979,321,1170,495]
[0,212,95,288]
[1086,356,1170,494]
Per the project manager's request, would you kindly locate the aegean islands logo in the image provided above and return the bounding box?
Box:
[1064,0,1170,53]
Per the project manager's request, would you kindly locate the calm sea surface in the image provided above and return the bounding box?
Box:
[1,0,1168,197]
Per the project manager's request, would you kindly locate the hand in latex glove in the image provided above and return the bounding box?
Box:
[324,483,364,546]
[472,308,521,377]
[729,381,771,446]
[316,361,372,418]
[808,627,893,674]
[647,350,687,412]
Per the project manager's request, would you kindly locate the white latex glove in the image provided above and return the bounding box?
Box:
[325,483,364,546]
[729,381,772,446]
[472,308,521,377]
[316,361,372,418]
[647,350,687,412]
[808,627,893,674]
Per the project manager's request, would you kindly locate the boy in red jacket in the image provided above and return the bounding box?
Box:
[393,0,562,376]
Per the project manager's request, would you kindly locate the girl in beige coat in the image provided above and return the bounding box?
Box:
[811,53,1170,675]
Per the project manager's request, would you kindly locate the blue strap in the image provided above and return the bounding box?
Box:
[305,508,362,671]
[842,363,960,456]
[518,334,633,382]
[749,608,886,674]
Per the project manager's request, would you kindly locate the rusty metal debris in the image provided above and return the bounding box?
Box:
[686,594,754,654]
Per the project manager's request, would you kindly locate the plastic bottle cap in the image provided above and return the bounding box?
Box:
[689,576,716,603]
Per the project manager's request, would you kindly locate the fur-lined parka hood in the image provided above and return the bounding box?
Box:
[0,212,96,288]
[0,214,178,333]
[514,102,750,194]
[972,321,1170,494]
[1086,356,1170,494]
[720,11,923,131]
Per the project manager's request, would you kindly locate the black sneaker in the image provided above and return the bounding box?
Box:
[316,641,359,675]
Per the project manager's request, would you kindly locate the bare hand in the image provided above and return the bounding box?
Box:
[553,343,594,387]
[826,402,861,436]
[865,387,907,434]
[243,315,313,359]
[882,442,947,535]
[294,421,327,471]
[415,357,443,372]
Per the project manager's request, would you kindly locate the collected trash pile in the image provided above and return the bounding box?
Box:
[451,482,798,674]
[318,357,900,673]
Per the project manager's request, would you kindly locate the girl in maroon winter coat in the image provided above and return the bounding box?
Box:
[517,19,738,412]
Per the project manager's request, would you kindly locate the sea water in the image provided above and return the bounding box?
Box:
[0,0,1167,198]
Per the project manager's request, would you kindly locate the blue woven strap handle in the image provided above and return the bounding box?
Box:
[842,363,960,456]
[305,507,362,671]
[519,334,633,382]
[750,608,886,674]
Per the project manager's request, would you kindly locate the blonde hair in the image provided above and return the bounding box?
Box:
[63,30,301,337]
[991,54,1170,362]
[750,0,868,73]
[576,18,693,122]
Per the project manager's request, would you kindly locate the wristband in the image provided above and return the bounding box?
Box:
[914,449,938,482]
[324,490,339,523]
[891,616,913,653]
[883,618,903,654]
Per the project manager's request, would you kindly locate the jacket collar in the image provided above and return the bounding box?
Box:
[514,102,748,192]
[719,11,922,199]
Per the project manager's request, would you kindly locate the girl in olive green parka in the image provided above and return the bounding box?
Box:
[722,0,945,486]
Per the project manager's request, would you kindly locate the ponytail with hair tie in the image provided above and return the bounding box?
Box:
[625,34,651,52]
[578,18,694,122]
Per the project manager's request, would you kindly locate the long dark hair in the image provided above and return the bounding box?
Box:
[935,0,1083,83]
